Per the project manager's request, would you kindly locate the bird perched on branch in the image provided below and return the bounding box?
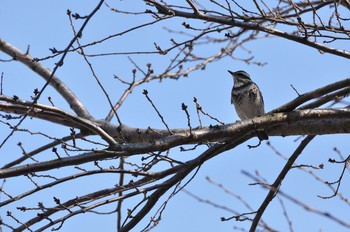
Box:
[228,70,268,141]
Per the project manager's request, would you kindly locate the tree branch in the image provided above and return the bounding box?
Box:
[144,0,350,59]
[0,39,92,119]
[250,135,315,232]
[119,134,249,232]
[1,108,350,178]
[0,96,117,146]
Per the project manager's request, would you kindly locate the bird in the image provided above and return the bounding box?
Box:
[228,70,268,141]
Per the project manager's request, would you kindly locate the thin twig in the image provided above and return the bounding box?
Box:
[67,11,123,126]
[143,89,173,134]
[0,72,3,95]
[318,155,350,199]
[181,103,192,135]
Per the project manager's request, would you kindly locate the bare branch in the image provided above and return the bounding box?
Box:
[145,0,350,59]
[186,0,202,15]
[250,135,315,232]
[1,1,350,231]
[1,108,350,178]
[243,170,350,229]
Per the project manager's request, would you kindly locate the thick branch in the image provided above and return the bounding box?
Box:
[1,108,350,178]
[3,88,350,145]
[0,39,92,119]
[0,95,117,145]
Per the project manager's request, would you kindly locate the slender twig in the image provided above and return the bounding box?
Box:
[252,0,266,16]
[182,188,236,213]
[278,197,294,232]
[0,72,3,95]
[268,141,350,206]
[143,89,173,134]
[117,157,125,230]
[290,84,301,96]
[181,103,192,135]
[67,12,123,127]
[244,169,350,229]
[318,155,350,199]
[193,97,203,128]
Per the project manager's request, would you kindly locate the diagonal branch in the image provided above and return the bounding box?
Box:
[243,169,350,229]
[144,0,350,59]
[119,135,250,232]
[0,96,117,146]
[272,77,350,112]
[13,168,178,231]
[249,135,315,232]
[0,40,92,120]
[186,0,202,15]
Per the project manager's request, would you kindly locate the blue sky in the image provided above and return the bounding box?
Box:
[1,1,350,231]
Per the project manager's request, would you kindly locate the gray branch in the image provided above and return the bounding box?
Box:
[1,108,350,178]
[0,39,93,119]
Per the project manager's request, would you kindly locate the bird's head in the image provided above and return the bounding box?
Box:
[228,70,252,86]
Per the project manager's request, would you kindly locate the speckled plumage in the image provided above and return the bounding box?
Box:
[228,70,268,140]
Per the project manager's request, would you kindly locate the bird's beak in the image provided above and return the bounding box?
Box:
[228,70,234,76]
